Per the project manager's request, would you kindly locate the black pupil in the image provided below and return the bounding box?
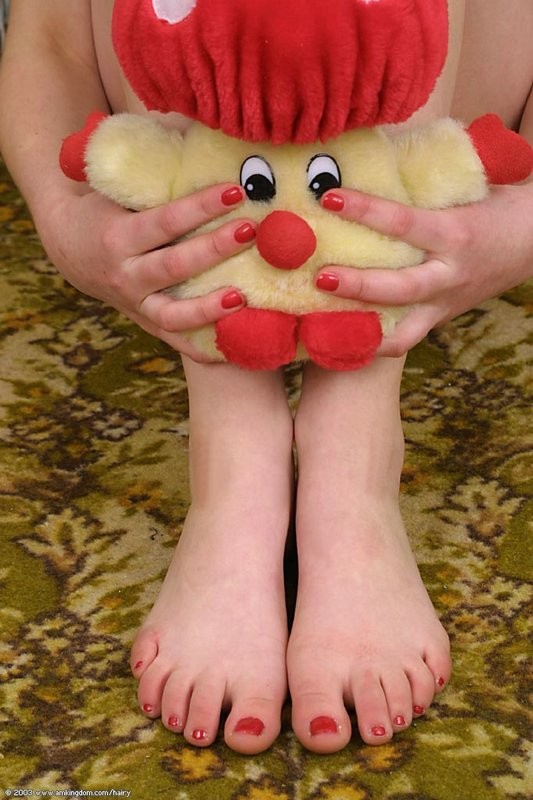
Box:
[310,172,341,199]
[244,175,276,202]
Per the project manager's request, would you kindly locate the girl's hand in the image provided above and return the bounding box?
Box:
[41,182,255,361]
[316,184,533,357]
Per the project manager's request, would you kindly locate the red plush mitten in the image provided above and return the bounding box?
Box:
[467,114,533,185]
[59,111,108,182]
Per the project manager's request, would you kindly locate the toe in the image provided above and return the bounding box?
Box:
[183,674,226,747]
[425,638,452,695]
[290,683,352,754]
[351,667,393,745]
[225,695,283,755]
[224,673,286,754]
[130,628,159,679]
[161,669,192,734]
[405,659,438,718]
[137,658,172,719]
[380,668,413,732]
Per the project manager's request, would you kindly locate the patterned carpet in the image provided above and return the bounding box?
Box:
[0,157,531,799]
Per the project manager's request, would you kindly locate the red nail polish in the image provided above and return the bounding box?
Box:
[221,290,244,309]
[234,222,256,244]
[393,715,406,727]
[413,705,425,716]
[309,716,338,736]
[134,660,143,671]
[437,676,445,687]
[316,272,339,292]
[322,192,345,212]
[371,725,387,737]
[233,717,265,736]
[168,715,181,728]
[221,186,244,206]
[192,729,209,742]
[142,703,154,714]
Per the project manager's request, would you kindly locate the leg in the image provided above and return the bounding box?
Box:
[131,357,294,754]
[287,358,451,753]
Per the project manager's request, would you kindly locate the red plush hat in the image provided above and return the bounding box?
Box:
[112,0,449,144]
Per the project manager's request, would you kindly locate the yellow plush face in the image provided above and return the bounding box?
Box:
[84,111,488,363]
[173,123,424,316]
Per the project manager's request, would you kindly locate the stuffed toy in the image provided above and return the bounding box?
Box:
[60,0,533,371]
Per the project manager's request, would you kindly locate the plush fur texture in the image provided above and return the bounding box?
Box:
[112,0,449,143]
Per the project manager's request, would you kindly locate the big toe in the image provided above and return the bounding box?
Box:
[289,667,352,753]
[224,675,286,754]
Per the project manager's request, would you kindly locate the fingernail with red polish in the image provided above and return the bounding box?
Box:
[310,716,338,736]
[234,717,265,736]
[192,729,209,742]
[371,725,387,737]
[413,705,425,716]
[322,192,345,212]
[142,703,154,714]
[394,715,407,727]
[316,272,339,292]
[221,186,244,206]
[221,290,244,309]
[234,222,256,244]
[168,715,181,729]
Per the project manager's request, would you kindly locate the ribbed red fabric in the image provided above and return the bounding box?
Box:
[112,0,448,143]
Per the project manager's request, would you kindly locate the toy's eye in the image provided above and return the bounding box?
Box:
[240,156,276,202]
[307,154,341,199]
[152,0,196,24]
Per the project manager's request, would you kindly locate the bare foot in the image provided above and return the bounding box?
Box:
[130,360,293,754]
[287,361,451,753]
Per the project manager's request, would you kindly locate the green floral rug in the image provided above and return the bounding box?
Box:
[0,158,531,799]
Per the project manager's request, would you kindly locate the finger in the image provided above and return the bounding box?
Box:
[124,307,221,362]
[127,183,246,253]
[139,286,246,334]
[321,189,456,253]
[376,303,443,358]
[316,258,456,306]
[130,218,256,299]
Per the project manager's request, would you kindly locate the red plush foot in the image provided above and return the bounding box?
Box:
[216,308,298,370]
[467,114,533,185]
[59,111,108,182]
[299,311,382,371]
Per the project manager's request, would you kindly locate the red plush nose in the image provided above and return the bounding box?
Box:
[256,211,317,270]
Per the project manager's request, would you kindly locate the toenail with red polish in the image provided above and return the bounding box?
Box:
[168,716,181,728]
[142,703,154,714]
[234,717,265,736]
[394,715,407,727]
[371,725,387,737]
[413,705,425,715]
[310,716,339,736]
[134,660,143,671]
[192,729,209,742]
[437,676,446,687]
